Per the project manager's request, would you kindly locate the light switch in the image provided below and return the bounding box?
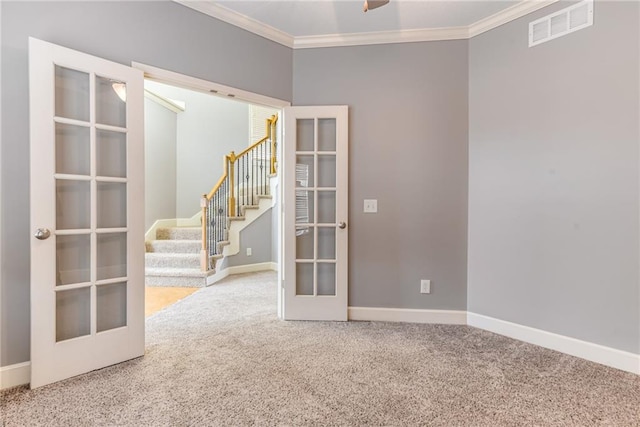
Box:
[364,199,377,213]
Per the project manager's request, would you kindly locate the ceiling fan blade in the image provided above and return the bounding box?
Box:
[363,0,390,13]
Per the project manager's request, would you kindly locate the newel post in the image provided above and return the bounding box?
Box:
[228,152,236,217]
[200,194,208,271]
[270,115,278,175]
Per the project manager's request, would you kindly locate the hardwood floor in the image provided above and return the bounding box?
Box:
[145,287,198,316]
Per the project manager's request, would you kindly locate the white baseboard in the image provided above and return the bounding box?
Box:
[467,312,640,375]
[348,307,467,325]
[207,261,277,285]
[0,361,30,390]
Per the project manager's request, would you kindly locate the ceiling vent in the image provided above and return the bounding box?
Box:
[529,0,593,47]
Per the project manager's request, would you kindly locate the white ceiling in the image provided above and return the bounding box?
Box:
[214,0,520,37]
[176,0,559,48]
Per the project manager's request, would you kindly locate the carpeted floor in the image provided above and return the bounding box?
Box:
[2,271,639,426]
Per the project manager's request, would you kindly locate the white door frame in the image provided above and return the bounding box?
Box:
[130,63,290,317]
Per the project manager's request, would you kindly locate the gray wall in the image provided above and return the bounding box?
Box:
[226,209,274,267]
[144,98,177,230]
[145,81,250,218]
[293,41,469,310]
[468,1,640,353]
[0,1,292,367]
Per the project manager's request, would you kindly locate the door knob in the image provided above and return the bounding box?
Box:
[338,222,347,229]
[34,228,51,240]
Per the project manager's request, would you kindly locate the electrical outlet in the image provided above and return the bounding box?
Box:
[420,280,431,294]
[364,199,378,213]
[246,247,252,256]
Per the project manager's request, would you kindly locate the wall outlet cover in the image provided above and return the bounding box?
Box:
[420,279,431,294]
[364,199,378,213]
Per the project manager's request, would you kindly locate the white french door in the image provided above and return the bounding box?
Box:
[29,38,144,388]
[283,106,348,321]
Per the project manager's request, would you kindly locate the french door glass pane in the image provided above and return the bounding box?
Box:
[296,227,314,260]
[295,190,314,224]
[56,180,90,230]
[317,155,336,187]
[97,233,127,280]
[55,123,90,175]
[318,118,336,152]
[317,227,336,260]
[317,191,336,224]
[96,76,126,127]
[296,119,314,151]
[56,234,91,286]
[55,66,89,121]
[96,130,126,178]
[56,287,91,342]
[317,263,336,296]
[97,182,127,228]
[295,155,314,188]
[97,282,127,332]
[296,263,314,296]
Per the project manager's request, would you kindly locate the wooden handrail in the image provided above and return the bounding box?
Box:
[205,114,278,201]
[235,135,269,160]
[206,155,229,200]
[201,114,278,270]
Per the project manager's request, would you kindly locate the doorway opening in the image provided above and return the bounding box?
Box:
[135,64,289,316]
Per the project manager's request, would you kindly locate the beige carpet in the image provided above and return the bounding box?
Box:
[2,271,639,426]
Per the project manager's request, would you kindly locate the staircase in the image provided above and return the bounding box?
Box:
[144,188,275,287]
[145,114,278,288]
[145,226,214,287]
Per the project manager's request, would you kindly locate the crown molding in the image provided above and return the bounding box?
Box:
[294,26,468,49]
[468,0,560,38]
[174,0,560,49]
[174,0,294,48]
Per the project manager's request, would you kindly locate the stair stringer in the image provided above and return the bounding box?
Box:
[223,195,275,257]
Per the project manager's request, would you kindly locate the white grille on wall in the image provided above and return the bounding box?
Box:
[529,0,593,47]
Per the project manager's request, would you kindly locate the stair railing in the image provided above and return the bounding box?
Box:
[200,114,278,271]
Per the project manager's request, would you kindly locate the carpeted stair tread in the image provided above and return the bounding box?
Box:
[145,267,212,278]
[156,227,201,240]
[145,253,200,269]
[146,240,201,254]
[145,266,214,287]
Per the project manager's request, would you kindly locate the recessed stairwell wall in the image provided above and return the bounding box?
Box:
[226,209,274,268]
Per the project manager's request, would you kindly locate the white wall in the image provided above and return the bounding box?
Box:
[145,81,250,218]
[144,98,177,230]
